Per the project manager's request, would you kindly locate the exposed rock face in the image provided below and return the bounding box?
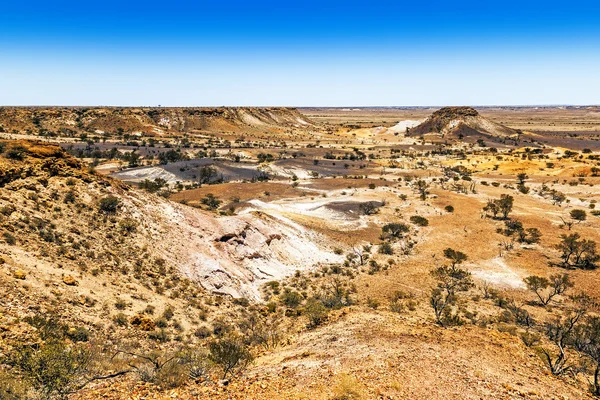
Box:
[153,203,341,299]
[0,107,315,136]
[409,106,518,140]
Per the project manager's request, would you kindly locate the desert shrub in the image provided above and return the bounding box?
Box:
[378,242,393,255]
[98,196,120,213]
[66,327,90,342]
[201,194,221,210]
[483,194,514,219]
[113,313,128,326]
[410,215,429,227]
[570,209,587,223]
[208,336,253,379]
[155,318,168,328]
[557,233,599,269]
[194,326,212,339]
[304,298,328,328]
[162,306,175,320]
[332,373,364,400]
[114,298,128,310]
[8,341,92,399]
[280,289,303,308]
[389,300,404,313]
[119,218,138,233]
[4,145,28,160]
[148,329,169,342]
[366,297,380,309]
[444,205,454,213]
[22,314,69,341]
[359,201,379,215]
[517,184,530,194]
[64,190,76,203]
[122,349,199,388]
[381,223,410,240]
[520,331,541,347]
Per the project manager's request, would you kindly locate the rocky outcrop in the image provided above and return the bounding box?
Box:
[409,106,518,140]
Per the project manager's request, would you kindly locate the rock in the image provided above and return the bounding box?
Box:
[62,275,77,285]
[13,269,26,280]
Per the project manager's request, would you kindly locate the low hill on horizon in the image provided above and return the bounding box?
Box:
[0,107,315,138]
[409,106,520,143]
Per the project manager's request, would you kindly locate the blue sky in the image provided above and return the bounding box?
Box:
[1,0,599,106]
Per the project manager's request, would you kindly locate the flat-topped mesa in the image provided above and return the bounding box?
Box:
[432,106,479,119]
[409,106,518,141]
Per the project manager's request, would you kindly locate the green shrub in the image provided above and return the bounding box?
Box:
[9,341,92,399]
[280,289,303,308]
[378,242,393,255]
[113,313,128,326]
[304,298,328,328]
[208,336,253,379]
[410,215,429,227]
[98,195,120,213]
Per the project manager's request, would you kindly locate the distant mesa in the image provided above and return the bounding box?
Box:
[408,106,519,141]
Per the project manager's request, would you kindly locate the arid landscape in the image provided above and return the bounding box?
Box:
[0,105,599,399]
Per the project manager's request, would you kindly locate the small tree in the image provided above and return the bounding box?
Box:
[574,316,600,395]
[414,180,430,200]
[483,194,514,219]
[429,249,473,327]
[538,295,590,376]
[570,209,587,224]
[498,194,514,219]
[557,233,599,269]
[516,173,528,184]
[524,274,573,306]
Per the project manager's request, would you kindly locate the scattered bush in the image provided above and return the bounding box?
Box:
[98,195,121,213]
[208,335,253,379]
[410,215,429,227]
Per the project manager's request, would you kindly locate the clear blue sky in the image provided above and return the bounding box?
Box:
[1,0,599,106]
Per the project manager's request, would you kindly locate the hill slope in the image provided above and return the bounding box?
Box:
[0,141,338,339]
